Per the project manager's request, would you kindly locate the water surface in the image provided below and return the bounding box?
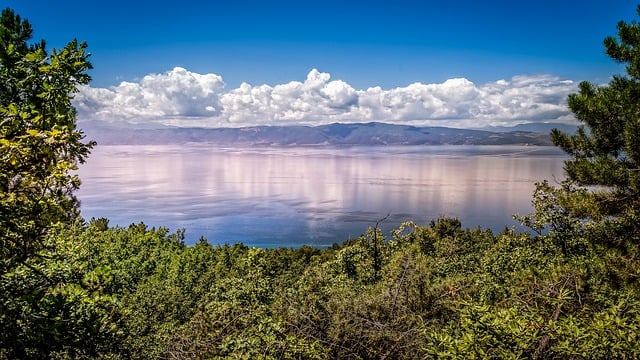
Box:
[77,145,567,247]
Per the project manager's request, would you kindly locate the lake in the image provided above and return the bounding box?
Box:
[76,145,567,247]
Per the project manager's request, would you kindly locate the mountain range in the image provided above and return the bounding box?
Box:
[82,122,578,146]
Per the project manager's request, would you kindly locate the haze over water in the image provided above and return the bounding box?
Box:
[77,145,567,247]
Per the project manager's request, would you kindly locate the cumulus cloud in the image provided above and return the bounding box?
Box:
[75,67,225,126]
[74,67,578,128]
[219,69,360,125]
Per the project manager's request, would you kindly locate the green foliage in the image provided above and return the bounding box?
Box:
[0,7,98,358]
[550,5,640,226]
[1,212,637,358]
[0,7,94,273]
[0,223,125,359]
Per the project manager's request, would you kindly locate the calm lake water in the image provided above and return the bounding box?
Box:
[76,145,567,247]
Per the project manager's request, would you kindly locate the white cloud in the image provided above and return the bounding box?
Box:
[218,69,361,125]
[74,67,578,128]
[75,67,225,126]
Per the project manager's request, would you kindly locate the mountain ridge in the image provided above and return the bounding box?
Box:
[83,122,576,146]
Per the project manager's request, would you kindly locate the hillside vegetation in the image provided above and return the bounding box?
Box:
[2,5,640,359]
[3,216,636,358]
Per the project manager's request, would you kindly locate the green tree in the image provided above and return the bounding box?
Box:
[510,5,640,356]
[0,7,94,272]
[0,8,99,358]
[550,5,640,228]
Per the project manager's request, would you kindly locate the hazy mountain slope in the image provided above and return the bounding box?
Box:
[84,122,558,146]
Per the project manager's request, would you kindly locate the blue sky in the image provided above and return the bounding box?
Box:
[3,0,636,128]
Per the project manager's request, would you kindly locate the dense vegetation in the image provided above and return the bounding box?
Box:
[2,4,640,359]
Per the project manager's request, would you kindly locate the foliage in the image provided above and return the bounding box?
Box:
[0,222,125,359]
[12,213,629,359]
[550,5,640,229]
[0,7,94,273]
[0,7,97,358]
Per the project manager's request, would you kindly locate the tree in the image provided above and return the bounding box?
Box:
[0,8,94,272]
[0,8,99,357]
[550,5,640,228]
[514,6,640,355]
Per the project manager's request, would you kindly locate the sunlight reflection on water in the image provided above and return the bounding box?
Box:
[76,145,567,247]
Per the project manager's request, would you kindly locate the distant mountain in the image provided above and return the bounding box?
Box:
[83,122,556,146]
[481,122,578,134]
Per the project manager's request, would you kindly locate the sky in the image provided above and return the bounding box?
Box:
[3,0,635,129]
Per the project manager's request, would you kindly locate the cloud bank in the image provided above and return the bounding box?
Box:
[75,67,578,129]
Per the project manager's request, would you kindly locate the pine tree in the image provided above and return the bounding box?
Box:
[551,5,640,229]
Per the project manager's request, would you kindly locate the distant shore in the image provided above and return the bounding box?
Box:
[82,121,577,146]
